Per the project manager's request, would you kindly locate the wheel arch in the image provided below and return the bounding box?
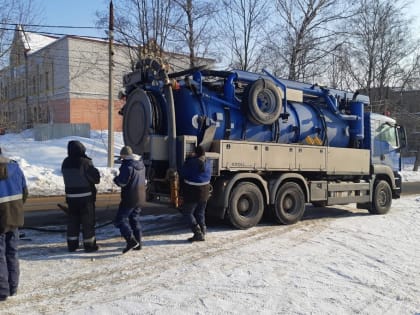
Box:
[222,173,269,209]
[269,173,310,205]
[371,165,396,189]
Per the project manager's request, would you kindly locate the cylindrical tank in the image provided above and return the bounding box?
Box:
[122,71,360,155]
[173,85,351,148]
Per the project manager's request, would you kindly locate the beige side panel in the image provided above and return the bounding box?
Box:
[218,141,262,169]
[327,147,370,175]
[296,146,326,171]
[262,144,296,170]
[278,87,303,103]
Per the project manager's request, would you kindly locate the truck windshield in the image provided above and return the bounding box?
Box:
[376,123,398,148]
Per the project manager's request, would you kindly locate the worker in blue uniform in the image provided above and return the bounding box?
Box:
[0,147,28,302]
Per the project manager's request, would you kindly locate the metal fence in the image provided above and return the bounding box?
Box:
[33,123,90,141]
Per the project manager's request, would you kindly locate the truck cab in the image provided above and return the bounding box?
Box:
[367,113,406,172]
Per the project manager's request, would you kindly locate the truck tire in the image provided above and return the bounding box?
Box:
[242,79,282,125]
[271,182,305,225]
[369,180,392,214]
[227,182,264,229]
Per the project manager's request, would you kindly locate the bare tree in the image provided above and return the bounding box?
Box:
[96,0,178,69]
[217,0,271,71]
[324,46,354,89]
[344,0,419,98]
[0,0,41,67]
[265,0,350,81]
[171,0,217,68]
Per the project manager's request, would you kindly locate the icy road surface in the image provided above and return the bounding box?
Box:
[2,197,419,315]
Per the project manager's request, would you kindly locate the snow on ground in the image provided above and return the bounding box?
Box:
[0,129,419,314]
[1,197,419,314]
[0,129,124,196]
[0,129,419,197]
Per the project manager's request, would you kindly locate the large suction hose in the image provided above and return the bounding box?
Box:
[162,69,180,207]
[163,77,177,170]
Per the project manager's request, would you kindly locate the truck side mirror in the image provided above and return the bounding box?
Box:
[397,125,407,149]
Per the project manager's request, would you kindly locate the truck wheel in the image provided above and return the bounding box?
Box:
[271,182,305,225]
[242,79,282,125]
[227,182,264,229]
[369,180,392,214]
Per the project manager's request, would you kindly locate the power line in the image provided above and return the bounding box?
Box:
[0,26,107,40]
[0,24,171,52]
[0,22,104,30]
[0,24,146,47]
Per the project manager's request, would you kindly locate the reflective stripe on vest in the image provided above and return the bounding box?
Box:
[184,179,210,186]
[83,236,96,244]
[66,192,92,198]
[0,194,23,204]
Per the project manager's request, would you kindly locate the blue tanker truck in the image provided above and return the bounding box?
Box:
[120,58,407,229]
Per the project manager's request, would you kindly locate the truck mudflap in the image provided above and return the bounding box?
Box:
[206,178,228,219]
[393,172,402,198]
[371,164,401,198]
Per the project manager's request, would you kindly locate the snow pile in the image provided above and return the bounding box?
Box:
[0,129,124,196]
[401,156,420,182]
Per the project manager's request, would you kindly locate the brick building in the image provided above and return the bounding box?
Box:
[0,26,211,132]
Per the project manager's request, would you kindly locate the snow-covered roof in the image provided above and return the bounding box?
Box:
[16,25,58,54]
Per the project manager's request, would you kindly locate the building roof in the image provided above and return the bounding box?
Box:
[16,25,58,54]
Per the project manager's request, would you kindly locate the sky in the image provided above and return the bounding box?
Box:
[0,131,418,313]
[406,0,420,32]
[39,0,109,38]
[38,0,420,39]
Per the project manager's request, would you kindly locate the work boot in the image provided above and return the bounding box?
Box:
[9,287,17,296]
[84,243,99,253]
[123,236,140,254]
[84,239,99,253]
[133,231,142,251]
[188,224,204,242]
[67,239,79,252]
[199,224,207,236]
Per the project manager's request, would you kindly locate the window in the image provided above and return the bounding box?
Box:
[45,71,49,90]
[32,76,36,94]
[376,123,397,147]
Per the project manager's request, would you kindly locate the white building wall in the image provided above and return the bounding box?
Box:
[26,37,70,102]
[67,37,132,100]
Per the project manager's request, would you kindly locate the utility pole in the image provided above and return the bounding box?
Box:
[107,0,115,167]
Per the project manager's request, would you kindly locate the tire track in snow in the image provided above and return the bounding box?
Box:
[4,206,379,314]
